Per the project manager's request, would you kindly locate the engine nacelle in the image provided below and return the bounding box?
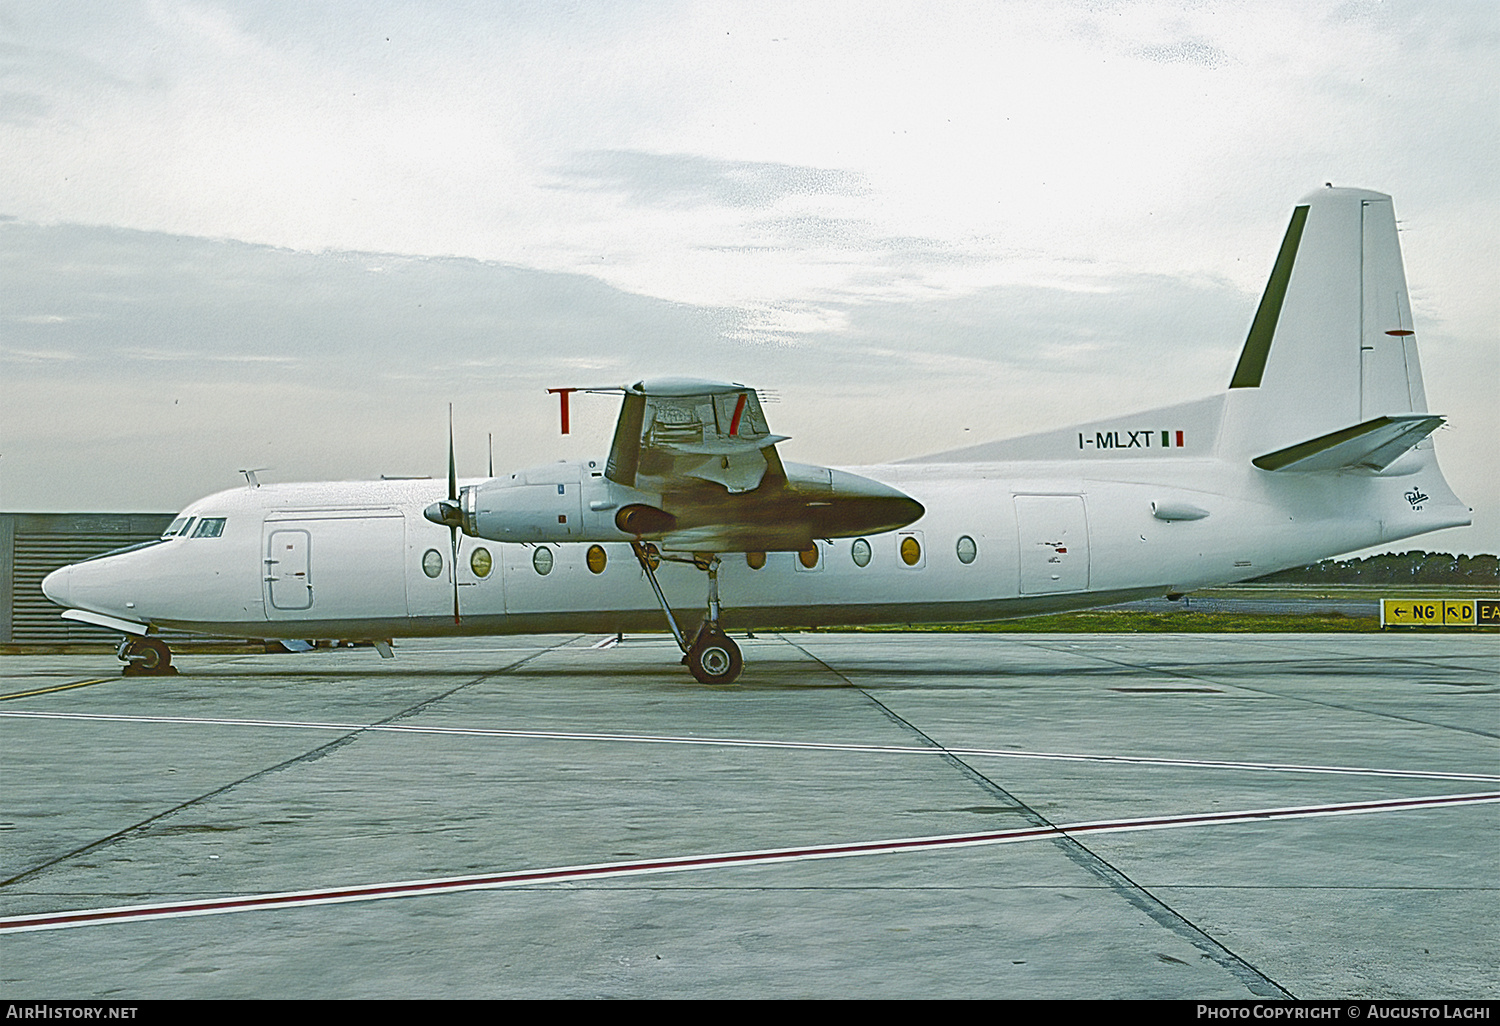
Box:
[440,458,923,551]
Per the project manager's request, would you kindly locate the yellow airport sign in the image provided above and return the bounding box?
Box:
[1381,598,1499,627]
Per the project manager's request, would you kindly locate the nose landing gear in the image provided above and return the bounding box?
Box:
[118,636,176,676]
[630,541,744,685]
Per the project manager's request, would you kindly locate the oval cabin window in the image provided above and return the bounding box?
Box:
[532,547,554,576]
[956,536,977,565]
[422,549,444,578]
[900,536,922,566]
[470,547,493,578]
[586,545,608,575]
[851,538,872,567]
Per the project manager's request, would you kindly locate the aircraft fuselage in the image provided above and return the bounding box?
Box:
[42,447,1467,643]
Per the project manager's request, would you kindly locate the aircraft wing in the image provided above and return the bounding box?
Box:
[589,379,923,550]
[456,379,923,552]
[605,379,788,494]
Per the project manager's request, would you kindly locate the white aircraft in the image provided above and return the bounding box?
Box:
[42,187,1471,684]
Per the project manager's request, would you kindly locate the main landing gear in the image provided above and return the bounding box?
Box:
[630,541,743,685]
[117,636,176,676]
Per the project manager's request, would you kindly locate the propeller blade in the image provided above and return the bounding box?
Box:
[448,404,458,502]
[448,404,461,625]
[450,524,461,626]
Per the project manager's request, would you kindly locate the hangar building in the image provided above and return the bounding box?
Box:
[0,512,172,644]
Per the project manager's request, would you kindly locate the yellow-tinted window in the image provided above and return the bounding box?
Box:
[799,546,819,569]
[746,551,766,570]
[586,545,607,574]
[900,536,921,566]
[470,547,493,578]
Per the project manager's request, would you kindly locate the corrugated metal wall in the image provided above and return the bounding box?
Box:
[2,513,174,642]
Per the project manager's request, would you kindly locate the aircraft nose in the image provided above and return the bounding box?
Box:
[41,564,72,607]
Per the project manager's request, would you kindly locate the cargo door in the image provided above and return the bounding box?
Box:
[265,529,312,610]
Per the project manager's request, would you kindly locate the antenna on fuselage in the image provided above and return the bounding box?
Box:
[238,468,266,488]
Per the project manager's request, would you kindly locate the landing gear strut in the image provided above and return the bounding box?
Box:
[118,636,176,676]
[630,541,743,685]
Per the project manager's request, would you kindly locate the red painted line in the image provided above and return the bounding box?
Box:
[729,392,747,436]
[3,791,1494,934]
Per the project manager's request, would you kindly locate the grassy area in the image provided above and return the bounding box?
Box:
[809,610,1385,633]
[1196,583,1498,600]
[812,609,1494,633]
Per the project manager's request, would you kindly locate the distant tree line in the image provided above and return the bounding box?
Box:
[1253,552,1499,585]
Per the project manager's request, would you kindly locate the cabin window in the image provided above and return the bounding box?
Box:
[851,538,872,567]
[532,546,554,576]
[586,545,607,574]
[422,549,444,578]
[192,517,227,538]
[470,547,493,578]
[746,551,766,570]
[797,545,821,570]
[899,534,924,568]
[956,535,977,565]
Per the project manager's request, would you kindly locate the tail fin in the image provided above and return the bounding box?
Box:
[1219,187,1434,465]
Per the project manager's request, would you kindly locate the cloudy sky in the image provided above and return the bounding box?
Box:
[2,0,1496,556]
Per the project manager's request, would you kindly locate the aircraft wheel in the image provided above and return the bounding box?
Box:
[687,631,742,685]
[124,638,174,675]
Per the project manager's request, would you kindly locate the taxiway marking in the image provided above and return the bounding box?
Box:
[3,791,1494,934]
[3,708,1496,783]
[0,679,114,702]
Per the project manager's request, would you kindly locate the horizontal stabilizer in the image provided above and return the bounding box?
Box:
[1251,414,1443,473]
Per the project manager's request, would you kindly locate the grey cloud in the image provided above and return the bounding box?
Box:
[1,221,1251,397]
[836,272,1249,377]
[0,222,736,386]
[554,150,872,210]
[1134,39,1232,68]
[0,89,49,123]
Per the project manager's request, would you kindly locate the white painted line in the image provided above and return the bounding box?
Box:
[4,791,1495,934]
[4,708,1496,783]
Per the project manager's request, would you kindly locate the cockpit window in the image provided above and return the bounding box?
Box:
[161,516,189,539]
[192,517,227,538]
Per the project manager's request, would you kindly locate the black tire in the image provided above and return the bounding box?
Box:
[128,638,173,674]
[687,630,742,685]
